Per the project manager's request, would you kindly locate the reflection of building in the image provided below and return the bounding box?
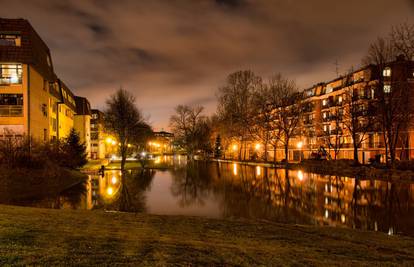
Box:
[74,96,91,157]
[148,131,174,154]
[0,18,91,144]
[90,109,106,159]
[216,163,414,235]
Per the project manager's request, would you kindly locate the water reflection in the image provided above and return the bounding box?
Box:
[1,157,413,236]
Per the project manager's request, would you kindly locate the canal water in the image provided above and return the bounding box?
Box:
[2,156,414,236]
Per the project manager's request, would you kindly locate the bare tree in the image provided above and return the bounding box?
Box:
[267,74,302,163]
[249,82,274,161]
[390,23,414,60]
[342,71,375,164]
[323,108,345,160]
[217,70,261,160]
[169,105,211,158]
[104,89,148,174]
[364,27,413,167]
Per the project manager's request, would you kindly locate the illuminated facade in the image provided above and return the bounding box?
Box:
[226,58,414,162]
[148,131,174,154]
[0,18,90,144]
[90,109,111,159]
[74,96,91,157]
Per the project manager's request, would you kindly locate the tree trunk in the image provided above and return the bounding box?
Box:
[284,142,289,163]
[264,142,268,162]
[353,143,359,165]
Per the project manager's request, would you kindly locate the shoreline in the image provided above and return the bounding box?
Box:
[1,204,414,265]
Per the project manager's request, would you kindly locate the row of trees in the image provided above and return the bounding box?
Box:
[169,23,414,167]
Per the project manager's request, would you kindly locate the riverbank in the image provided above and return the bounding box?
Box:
[1,205,414,266]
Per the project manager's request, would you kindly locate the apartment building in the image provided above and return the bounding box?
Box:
[0,18,92,146]
[74,96,91,157]
[227,58,414,162]
[90,109,107,159]
[297,58,414,162]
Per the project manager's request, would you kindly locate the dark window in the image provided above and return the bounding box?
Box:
[0,33,21,46]
[0,94,23,117]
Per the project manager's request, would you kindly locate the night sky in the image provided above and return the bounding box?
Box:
[1,0,413,130]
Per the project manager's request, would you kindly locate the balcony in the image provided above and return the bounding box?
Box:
[0,105,23,116]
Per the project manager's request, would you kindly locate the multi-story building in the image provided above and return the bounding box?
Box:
[226,57,414,163]
[74,96,91,157]
[0,18,93,149]
[90,109,107,159]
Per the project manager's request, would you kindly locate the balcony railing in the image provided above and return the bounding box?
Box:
[0,76,22,85]
[0,105,23,116]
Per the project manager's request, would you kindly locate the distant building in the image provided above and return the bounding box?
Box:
[148,131,174,154]
[90,109,106,159]
[0,18,91,149]
[74,96,91,157]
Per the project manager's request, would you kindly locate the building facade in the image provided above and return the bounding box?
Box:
[0,18,92,149]
[74,96,91,157]
[90,109,107,159]
[225,58,414,163]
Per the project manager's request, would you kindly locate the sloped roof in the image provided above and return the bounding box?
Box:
[75,96,91,115]
[0,18,56,81]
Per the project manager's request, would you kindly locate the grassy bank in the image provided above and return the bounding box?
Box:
[1,205,414,266]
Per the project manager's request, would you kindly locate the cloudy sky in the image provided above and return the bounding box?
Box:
[1,0,413,130]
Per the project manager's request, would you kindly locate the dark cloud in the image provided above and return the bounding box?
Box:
[1,0,413,129]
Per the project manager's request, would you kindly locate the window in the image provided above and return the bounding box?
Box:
[326,85,333,94]
[0,33,21,46]
[0,64,23,85]
[338,96,342,104]
[322,99,327,107]
[383,85,391,93]
[0,94,23,117]
[41,104,48,117]
[383,67,391,77]
[43,129,47,141]
[92,113,98,119]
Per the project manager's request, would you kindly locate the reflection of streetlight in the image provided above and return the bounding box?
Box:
[232,163,238,176]
[107,187,114,196]
[297,170,304,181]
[111,176,117,184]
[255,143,261,150]
[256,166,261,176]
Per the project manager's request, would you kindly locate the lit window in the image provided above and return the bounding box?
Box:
[0,33,21,46]
[383,67,391,77]
[0,64,23,84]
[322,99,327,106]
[338,96,342,104]
[383,85,391,93]
[326,85,333,94]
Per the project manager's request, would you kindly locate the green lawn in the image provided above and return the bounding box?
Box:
[1,205,414,266]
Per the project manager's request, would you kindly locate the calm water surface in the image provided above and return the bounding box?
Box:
[2,156,414,236]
